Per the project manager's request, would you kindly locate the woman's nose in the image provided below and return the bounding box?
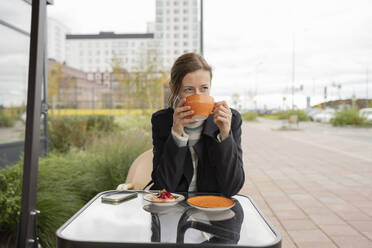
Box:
[195,89,201,94]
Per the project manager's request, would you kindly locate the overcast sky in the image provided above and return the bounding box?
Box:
[48,0,372,109]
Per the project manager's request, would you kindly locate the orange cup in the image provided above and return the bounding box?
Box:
[185,94,214,120]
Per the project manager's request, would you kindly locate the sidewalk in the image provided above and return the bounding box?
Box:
[240,119,372,248]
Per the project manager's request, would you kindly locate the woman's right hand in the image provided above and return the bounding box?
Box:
[172,98,196,136]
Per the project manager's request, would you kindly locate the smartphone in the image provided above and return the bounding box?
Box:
[101,192,138,205]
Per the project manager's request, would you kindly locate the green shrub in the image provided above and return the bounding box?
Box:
[241,112,257,121]
[115,114,151,133]
[0,163,22,246]
[0,110,17,127]
[331,108,366,126]
[86,115,117,133]
[0,129,152,248]
[48,115,118,153]
[269,110,309,121]
[262,114,281,120]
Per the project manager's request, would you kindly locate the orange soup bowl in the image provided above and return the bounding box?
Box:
[185,94,214,120]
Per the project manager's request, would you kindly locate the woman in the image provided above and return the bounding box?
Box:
[151,53,244,196]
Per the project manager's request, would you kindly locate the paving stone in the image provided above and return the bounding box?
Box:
[240,121,372,244]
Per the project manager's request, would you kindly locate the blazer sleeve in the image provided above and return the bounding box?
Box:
[210,111,245,196]
[151,113,188,192]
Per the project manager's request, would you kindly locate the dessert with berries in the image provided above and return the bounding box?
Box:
[151,189,176,202]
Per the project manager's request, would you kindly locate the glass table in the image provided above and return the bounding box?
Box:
[56,191,281,247]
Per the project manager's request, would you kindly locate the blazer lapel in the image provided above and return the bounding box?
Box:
[202,115,219,138]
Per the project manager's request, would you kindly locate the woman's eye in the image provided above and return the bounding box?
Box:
[185,88,193,92]
[201,87,209,91]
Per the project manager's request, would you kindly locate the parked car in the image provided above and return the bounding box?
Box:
[314,109,335,123]
[359,108,372,122]
[307,108,322,121]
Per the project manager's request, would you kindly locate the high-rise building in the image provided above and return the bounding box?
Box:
[65,32,154,73]
[47,17,70,63]
[154,0,200,69]
[63,0,200,73]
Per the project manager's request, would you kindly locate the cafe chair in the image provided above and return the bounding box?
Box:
[116,149,153,190]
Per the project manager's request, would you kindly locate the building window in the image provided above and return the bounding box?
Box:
[183,33,188,38]
[174,34,179,38]
[174,9,179,14]
[174,50,179,55]
[183,25,188,30]
[183,1,188,6]
[183,17,188,22]
[96,50,100,55]
[183,9,188,14]
[174,25,179,30]
[183,42,188,46]
[174,41,178,46]
[156,9,163,15]
[174,1,178,6]
[156,17,163,23]
[174,17,179,22]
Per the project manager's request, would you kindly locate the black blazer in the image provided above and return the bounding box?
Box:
[150,107,245,196]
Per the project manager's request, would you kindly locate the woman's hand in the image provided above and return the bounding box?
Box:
[172,98,196,136]
[213,101,232,141]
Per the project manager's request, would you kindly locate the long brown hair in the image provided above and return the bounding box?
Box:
[168,53,212,107]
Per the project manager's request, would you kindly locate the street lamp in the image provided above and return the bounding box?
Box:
[366,66,369,107]
[291,32,295,109]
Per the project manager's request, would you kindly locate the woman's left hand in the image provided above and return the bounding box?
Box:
[213,101,232,141]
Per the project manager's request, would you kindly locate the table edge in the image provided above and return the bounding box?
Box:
[55,190,282,248]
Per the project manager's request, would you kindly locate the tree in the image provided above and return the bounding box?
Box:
[48,61,76,110]
[48,62,63,110]
[110,48,168,111]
